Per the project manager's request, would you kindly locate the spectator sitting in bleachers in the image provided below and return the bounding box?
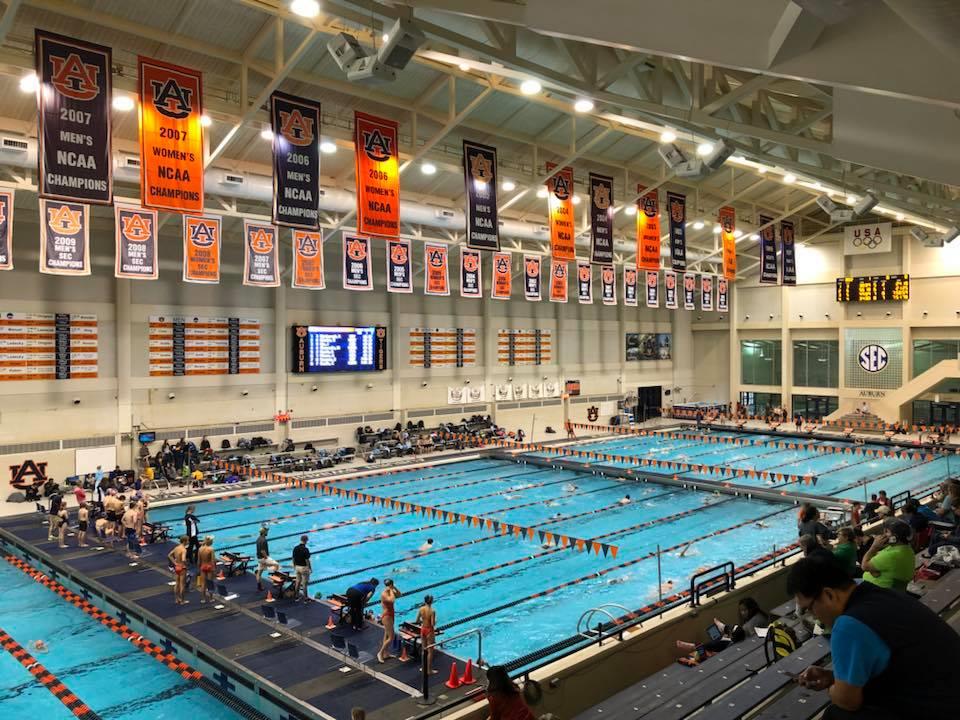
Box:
[798,506,836,544]
[800,534,834,562]
[675,598,769,663]
[788,554,960,719]
[861,518,915,591]
[925,498,960,557]
[833,527,860,578]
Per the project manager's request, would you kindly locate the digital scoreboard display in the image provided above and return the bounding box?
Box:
[291,325,387,373]
[835,274,909,303]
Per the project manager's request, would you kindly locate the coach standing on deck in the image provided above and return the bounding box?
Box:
[184,505,200,566]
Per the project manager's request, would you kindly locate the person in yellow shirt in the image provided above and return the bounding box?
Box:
[191,467,205,488]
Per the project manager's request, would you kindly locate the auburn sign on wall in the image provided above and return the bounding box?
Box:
[354,111,399,238]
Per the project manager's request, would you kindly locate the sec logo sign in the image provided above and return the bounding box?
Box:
[858,344,888,373]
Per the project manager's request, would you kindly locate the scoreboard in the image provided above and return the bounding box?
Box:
[835,274,910,302]
[291,325,387,373]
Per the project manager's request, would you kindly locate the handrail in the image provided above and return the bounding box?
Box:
[576,604,634,645]
[689,561,736,607]
[420,627,482,704]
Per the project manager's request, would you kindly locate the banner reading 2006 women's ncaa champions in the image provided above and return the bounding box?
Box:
[636,185,660,271]
[271,91,320,229]
[463,140,499,251]
[36,31,112,205]
[355,111,399,238]
[138,57,204,213]
[546,163,575,261]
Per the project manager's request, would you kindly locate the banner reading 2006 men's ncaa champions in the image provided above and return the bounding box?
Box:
[271,91,320,229]
[36,31,112,204]
[463,140,499,251]
[355,111,399,238]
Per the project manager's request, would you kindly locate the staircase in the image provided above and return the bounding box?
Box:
[823,411,887,432]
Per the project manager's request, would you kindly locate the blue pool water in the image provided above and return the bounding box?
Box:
[0,561,243,720]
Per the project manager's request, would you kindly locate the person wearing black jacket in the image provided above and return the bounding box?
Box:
[184,505,200,565]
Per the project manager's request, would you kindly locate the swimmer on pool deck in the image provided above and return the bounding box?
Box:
[417,538,435,553]
[76,502,89,548]
[197,536,216,604]
[416,595,438,674]
[377,579,402,663]
[167,535,190,605]
[618,494,631,505]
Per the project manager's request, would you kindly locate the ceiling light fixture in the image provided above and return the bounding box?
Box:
[783,173,797,184]
[319,140,337,154]
[624,205,637,216]
[693,220,705,230]
[259,126,273,140]
[696,142,714,157]
[846,194,858,204]
[537,188,549,199]
[290,0,320,18]
[574,98,594,113]
[18,72,37,93]
[712,224,722,234]
[111,94,135,112]
[520,79,542,95]
[501,180,516,192]
[572,194,582,205]
[750,233,760,241]
[458,62,470,72]
[421,162,437,175]
[733,229,743,238]
[659,129,677,143]
[200,114,212,127]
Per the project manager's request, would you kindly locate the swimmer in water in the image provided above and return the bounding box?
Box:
[564,483,578,493]
[618,494,632,506]
[370,516,384,524]
[32,640,48,653]
[607,574,631,585]
[391,566,418,575]
[756,521,769,528]
[544,500,560,507]
[416,538,435,553]
[679,543,696,558]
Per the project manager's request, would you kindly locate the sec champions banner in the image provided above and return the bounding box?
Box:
[717,277,729,312]
[243,220,280,287]
[550,260,568,303]
[523,255,542,301]
[781,219,797,286]
[701,275,714,311]
[623,267,638,306]
[0,190,14,271]
[492,251,512,299]
[36,31,112,205]
[386,238,412,293]
[759,214,778,284]
[589,173,614,264]
[601,265,616,305]
[577,261,593,304]
[182,215,220,284]
[424,242,450,296]
[720,205,737,280]
[138,57,204,213]
[664,269,678,309]
[636,186,661,271]
[646,270,659,308]
[292,230,324,289]
[115,205,158,279]
[463,140,499,251]
[343,234,373,290]
[271,91,320,229]
[355,111,399,238]
[460,247,481,298]
[546,163,575,261]
[667,191,687,270]
[39,199,89,275]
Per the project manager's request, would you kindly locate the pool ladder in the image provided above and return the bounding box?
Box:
[577,603,634,646]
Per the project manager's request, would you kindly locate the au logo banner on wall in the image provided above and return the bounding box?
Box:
[182,214,220,284]
[717,277,729,312]
[636,186,661,270]
[271,91,320,229]
[589,173,614,264]
[424,242,450,296]
[701,275,714,311]
[577,261,593,304]
[524,255,541,301]
[0,190,14,271]
[719,206,737,280]
[39,199,89,275]
[550,260,568,303]
[463,140,499,251]
[292,230,324,289]
[138,57,204,213]
[667,191,687,270]
[36,31,112,205]
[683,272,696,310]
[664,269,678,309]
[386,238,412,293]
[546,163,575,261]
[601,265,616,305]
[115,205,158,279]
[646,270,659,308]
[623,267,638,306]
[343,234,373,290]
[759,214,778,284]
[242,220,279,287]
[355,111,399,237]
[492,251,512,299]
[460,247,481,298]
[781,219,797,285]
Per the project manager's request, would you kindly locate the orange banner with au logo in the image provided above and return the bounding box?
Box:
[720,205,737,280]
[355,111,399,238]
[546,163,575,261]
[636,185,661,270]
[550,260,568,303]
[138,56,204,213]
[424,242,450,296]
[182,214,221,284]
[292,230,324,289]
[492,251,512,299]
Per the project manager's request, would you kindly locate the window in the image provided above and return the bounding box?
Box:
[739,391,782,416]
[740,340,781,385]
[913,340,960,377]
[792,394,838,420]
[793,340,839,388]
[912,399,960,427]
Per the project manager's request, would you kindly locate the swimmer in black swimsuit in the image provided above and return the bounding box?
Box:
[76,502,89,547]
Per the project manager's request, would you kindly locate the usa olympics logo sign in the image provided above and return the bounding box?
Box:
[858,344,888,373]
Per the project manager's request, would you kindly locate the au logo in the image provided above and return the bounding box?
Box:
[525,258,539,277]
[702,277,712,292]
[296,326,307,338]
[427,248,445,267]
[578,265,591,282]
[49,53,100,101]
[602,268,614,284]
[722,216,734,234]
[718,278,727,293]
[495,256,509,274]
[376,327,385,338]
[248,228,274,254]
[390,243,408,265]
[189,220,218,247]
[670,197,684,223]
[362,128,392,162]
[347,238,367,261]
[641,195,658,218]
[587,406,599,422]
[666,273,676,289]
[647,272,658,287]
[150,77,193,119]
[552,173,571,201]
[121,213,152,242]
[297,233,319,257]
[47,204,82,235]
[0,197,8,226]
[278,109,314,147]
[625,269,636,284]
[469,152,494,183]
[684,275,695,290]
[463,253,479,272]
[553,263,566,278]
[9,459,48,489]
[593,183,611,210]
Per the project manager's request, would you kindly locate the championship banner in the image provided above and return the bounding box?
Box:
[343,234,373,290]
[757,214,778,284]
[601,265,616,305]
[271,91,320,229]
[577,261,593,304]
[719,205,737,280]
[550,260,568,303]
[546,163,575,261]
[292,230,324,289]
[39,199,89,275]
[463,140,499,251]
[683,272,696,310]
[182,214,221,284]
[386,238,412,293]
[701,275,714,311]
[355,111,399,238]
[424,242,450,296]
[36,31,112,205]
[717,277,729,312]
[0,190,14,271]
[460,247,481,298]
[242,220,280,287]
[636,185,661,270]
[114,205,158,279]
[781,219,797,286]
[624,267,638,306]
[589,173,614,264]
[664,269,678,309]
[666,191,687,270]
[645,270,659,308]
[492,251,512,299]
[138,57,204,213]
[524,255,542,301]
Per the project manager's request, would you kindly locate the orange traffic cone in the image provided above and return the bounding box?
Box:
[398,643,410,662]
[459,658,475,685]
[265,590,275,603]
[445,661,462,689]
[325,614,337,630]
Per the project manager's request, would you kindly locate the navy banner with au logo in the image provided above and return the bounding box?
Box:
[601,265,616,305]
[577,261,593,304]
[589,173,614,265]
[271,91,320,229]
[623,267,638,306]
[759,214,778,284]
[39,199,90,275]
[717,277,729,312]
[343,234,373,291]
[664,269,678,309]
[646,270,659,308]
[0,190,14,271]
[115,205,158,279]
[666,191,687,270]
[683,272,696,310]
[242,220,280,287]
[523,255,541,301]
[36,31,112,205]
[701,275,714,311]
[463,140,499,251]
[460,247,481,297]
[781,219,797,286]
[386,238,412,293]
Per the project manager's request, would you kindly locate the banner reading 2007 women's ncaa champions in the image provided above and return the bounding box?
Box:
[355,111,399,238]
[271,91,320,230]
[463,140,499,251]
[138,57,204,213]
[36,31,112,204]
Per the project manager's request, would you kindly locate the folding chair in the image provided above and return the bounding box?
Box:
[276,611,301,630]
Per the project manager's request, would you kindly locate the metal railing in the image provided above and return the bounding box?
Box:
[689,561,736,607]
[419,627,482,704]
[576,603,635,646]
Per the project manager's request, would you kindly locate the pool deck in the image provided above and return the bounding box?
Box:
[0,511,484,720]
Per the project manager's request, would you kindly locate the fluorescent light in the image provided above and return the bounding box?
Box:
[260,127,273,140]
[756,165,768,174]
[520,79,542,95]
[458,62,470,72]
[783,173,797,184]
[290,0,320,18]
[537,187,549,199]
[574,98,594,113]
[712,224,722,234]
[382,33,389,42]
[19,72,37,93]
[750,233,760,241]
[846,194,857,204]
[733,229,743,238]
[659,129,677,143]
[200,114,212,127]
[111,94,135,112]
[501,180,516,192]
[319,140,337,154]
[624,205,637,216]
[693,220,705,230]
[572,195,582,205]
[696,142,714,157]
[896,213,904,221]
[421,162,437,175]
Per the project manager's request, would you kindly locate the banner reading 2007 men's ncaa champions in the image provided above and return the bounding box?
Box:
[36,31,112,204]
[463,140,499,251]
[271,91,321,230]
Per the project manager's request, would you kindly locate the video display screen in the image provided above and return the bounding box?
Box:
[291,325,387,373]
